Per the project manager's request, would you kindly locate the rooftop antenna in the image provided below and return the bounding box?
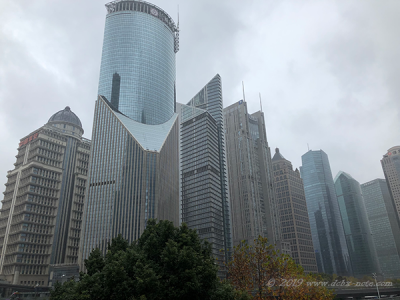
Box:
[177,4,179,28]
[259,92,263,112]
[242,81,246,102]
[307,143,310,151]
[174,5,180,53]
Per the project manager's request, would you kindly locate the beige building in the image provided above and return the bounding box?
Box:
[381,146,400,220]
[272,148,319,273]
[0,107,90,286]
[223,100,282,248]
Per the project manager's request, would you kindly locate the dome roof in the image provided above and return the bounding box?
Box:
[48,106,82,128]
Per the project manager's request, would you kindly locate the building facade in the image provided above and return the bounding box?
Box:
[224,101,281,247]
[99,0,179,125]
[177,74,232,277]
[334,171,380,278]
[361,179,400,279]
[271,148,318,273]
[381,146,400,220]
[300,150,351,276]
[80,1,180,267]
[0,107,90,286]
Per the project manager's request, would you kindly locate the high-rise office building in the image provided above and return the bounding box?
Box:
[80,1,180,266]
[381,146,400,220]
[99,0,178,124]
[361,179,400,279]
[271,148,318,273]
[334,171,380,278]
[224,101,281,248]
[177,74,232,277]
[300,150,351,276]
[0,107,90,286]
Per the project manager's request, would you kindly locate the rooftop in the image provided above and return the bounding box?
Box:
[48,106,82,129]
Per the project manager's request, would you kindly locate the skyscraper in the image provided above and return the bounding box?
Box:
[80,1,180,267]
[99,0,178,125]
[0,107,90,286]
[177,74,232,277]
[271,148,318,273]
[224,101,281,248]
[361,179,400,279]
[334,171,380,278]
[300,150,350,276]
[381,146,400,220]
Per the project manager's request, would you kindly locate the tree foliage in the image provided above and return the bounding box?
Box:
[50,219,246,300]
[227,236,334,300]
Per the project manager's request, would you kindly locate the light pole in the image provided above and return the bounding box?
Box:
[372,273,381,299]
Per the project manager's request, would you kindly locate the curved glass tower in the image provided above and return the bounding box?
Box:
[80,1,180,269]
[300,150,351,276]
[334,171,380,278]
[98,0,178,124]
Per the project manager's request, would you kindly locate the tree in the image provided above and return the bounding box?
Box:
[51,219,246,300]
[227,236,334,300]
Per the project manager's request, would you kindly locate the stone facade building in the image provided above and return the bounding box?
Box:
[0,107,90,286]
[223,100,282,249]
[381,146,400,220]
[271,148,318,273]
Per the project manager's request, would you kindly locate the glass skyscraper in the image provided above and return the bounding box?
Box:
[300,150,351,276]
[99,0,178,125]
[80,1,180,268]
[361,179,400,279]
[177,75,232,278]
[334,171,380,278]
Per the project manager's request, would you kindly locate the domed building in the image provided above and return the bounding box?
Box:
[47,106,84,137]
[0,106,91,287]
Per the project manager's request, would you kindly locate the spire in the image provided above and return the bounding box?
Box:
[177,4,180,29]
[272,147,286,162]
[242,81,246,102]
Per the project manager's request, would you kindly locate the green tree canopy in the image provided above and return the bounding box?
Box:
[51,219,247,300]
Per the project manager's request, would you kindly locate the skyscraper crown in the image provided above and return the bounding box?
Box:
[48,106,82,129]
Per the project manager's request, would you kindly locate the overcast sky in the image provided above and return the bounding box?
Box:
[1,0,399,189]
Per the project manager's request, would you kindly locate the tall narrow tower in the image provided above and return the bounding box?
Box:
[361,179,400,279]
[80,1,180,267]
[381,146,400,220]
[271,148,318,273]
[334,171,380,278]
[300,150,351,276]
[224,101,281,248]
[178,74,232,278]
